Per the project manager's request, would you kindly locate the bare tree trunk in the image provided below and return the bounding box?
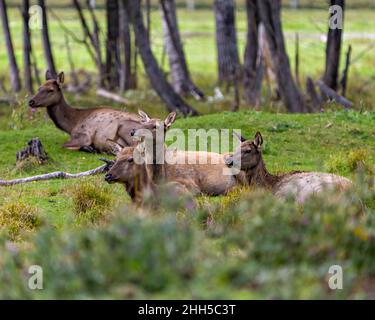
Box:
[257,0,306,113]
[73,0,105,87]
[106,0,120,89]
[22,0,33,93]
[0,0,21,92]
[160,0,204,100]
[323,0,345,91]
[126,0,198,116]
[119,0,134,91]
[38,0,56,76]
[243,0,260,105]
[214,0,240,86]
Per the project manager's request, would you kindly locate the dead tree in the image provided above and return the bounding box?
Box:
[0,0,21,92]
[340,44,351,97]
[160,0,205,100]
[243,0,261,105]
[257,0,306,113]
[16,138,48,165]
[106,0,120,89]
[214,0,240,87]
[38,0,56,77]
[22,0,33,93]
[323,0,345,91]
[126,0,198,116]
[73,0,106,87]
[119,0,134,91]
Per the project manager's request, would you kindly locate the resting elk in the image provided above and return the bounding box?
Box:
[28,70,160,154]
[225,132,352,203]
[106,114,245,197]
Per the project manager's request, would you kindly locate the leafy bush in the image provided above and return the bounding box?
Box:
[0,175,375,299]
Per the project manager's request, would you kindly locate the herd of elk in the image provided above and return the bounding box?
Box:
[28,70,353,205]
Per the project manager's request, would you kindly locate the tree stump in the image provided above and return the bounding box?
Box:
[16,138,49,165]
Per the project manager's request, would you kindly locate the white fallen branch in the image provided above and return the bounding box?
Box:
[0,164,107,186]
[97,88,133,105]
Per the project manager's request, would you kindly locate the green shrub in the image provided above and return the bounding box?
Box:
[0,201,41,241]
[71,182,114,224]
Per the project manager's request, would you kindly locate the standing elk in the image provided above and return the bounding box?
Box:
[225,132,352,203]
[28,70,162,154]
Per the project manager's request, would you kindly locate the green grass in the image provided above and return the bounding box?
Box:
[1,108,374,229]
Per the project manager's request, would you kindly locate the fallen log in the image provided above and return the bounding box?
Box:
[97,88,133,105]
[316,80,353,109]
[0,164,108,186]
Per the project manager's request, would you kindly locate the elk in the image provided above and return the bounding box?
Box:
[107,115,244,197]
[104,146,196,204]
[225,132,352,203]
[28,70,163,154]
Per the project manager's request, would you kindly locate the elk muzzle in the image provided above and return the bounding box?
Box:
[104,173,117,184]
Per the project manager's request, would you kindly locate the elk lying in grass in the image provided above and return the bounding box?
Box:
[28,70,162,154]
[104,146,195,204]
[225,132,352,203]
[106,118,243,198]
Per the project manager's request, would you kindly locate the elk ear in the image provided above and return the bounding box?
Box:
[107,139,123,155]
[233,130,247,143]
[57,72,65,85]
[45,70,54,81]
[254,132,263,148]
[138,110,151,123]
[164,111,176,129]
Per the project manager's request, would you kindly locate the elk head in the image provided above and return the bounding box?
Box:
[104,146,144,185]
[225,132,263,171]
[28,70,65,111]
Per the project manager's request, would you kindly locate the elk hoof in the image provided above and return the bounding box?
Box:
[80,146,97,154]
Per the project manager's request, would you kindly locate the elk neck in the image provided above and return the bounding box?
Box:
[46,95,84,134]
[126,164,156,203]
[244,156,281,190]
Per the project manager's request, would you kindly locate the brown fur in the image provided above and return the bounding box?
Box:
[226,132,352,203]
[28,71,160,154]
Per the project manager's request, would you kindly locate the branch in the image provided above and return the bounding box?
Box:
[97,88,133,105]
[316,80,353,109]
[0,164,107,186]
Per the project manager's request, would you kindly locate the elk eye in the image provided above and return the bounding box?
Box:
[245,149,252,153]
[128,157,134,163]
[48,89,54,93]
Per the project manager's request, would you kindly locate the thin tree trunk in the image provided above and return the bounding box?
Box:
[22,0,33,93]
[323,0,345,91]
[126,0,198,116]
[73,0,105,87]
[340,44,351,97]
[38,0,56,76]
[0,0,21,92]
[243,0,260,105]
[119,0,133,91]
[160,0,204,100]
[257,0,306,113]
[106,0,120,89]
[214,0,240,86]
